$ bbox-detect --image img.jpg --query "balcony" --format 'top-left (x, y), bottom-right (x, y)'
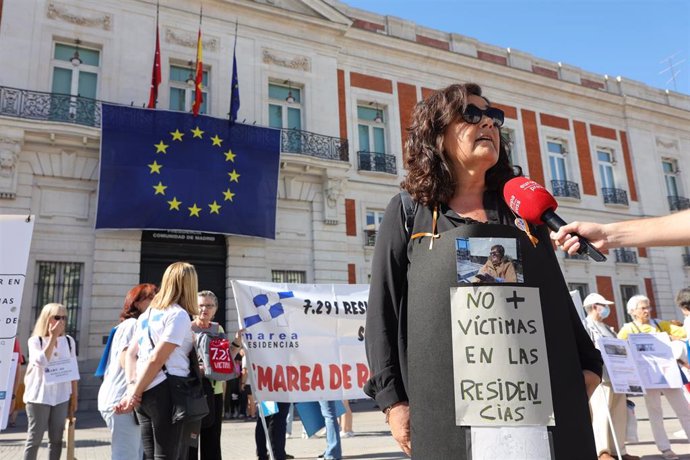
top-left (0, 85), bottom-right (349, 162)
top-left (0, 86), bottom-right (100, 127)
top-left (357, 151), bottom-right (397, 175)
top-left (364, 229), bottom-right (377, 247)
top-left (668, 195), bottom-right (690, 212)
top-left (551, 180), bottom-right (580, 199)
top-left (602, 188), bottom-right (629, 206)
top-left (281, 128), bottom-right (349, 162)
top-left (614, 248), bottom-right (638, 264)
top-left (683, 253), bottom-right (690, 267)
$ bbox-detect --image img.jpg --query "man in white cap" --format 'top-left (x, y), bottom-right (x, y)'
top-left (583, 293), bottom-right (639, 460)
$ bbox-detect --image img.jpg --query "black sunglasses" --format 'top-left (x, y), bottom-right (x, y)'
top-left (53, 315), bottom-right (67, 321)
top-left (462, 105), bottom-right (504, 127)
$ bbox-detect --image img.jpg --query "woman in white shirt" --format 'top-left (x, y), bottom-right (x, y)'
top-left (97, 283), bottom-right (157, 460)
top-left (115, 261), bottom-right (198, 459)
top-left (23, 303), bottom-right (78, 460)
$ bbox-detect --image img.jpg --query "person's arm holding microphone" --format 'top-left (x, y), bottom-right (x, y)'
top-left (551, 209), bottom-right (690, 253)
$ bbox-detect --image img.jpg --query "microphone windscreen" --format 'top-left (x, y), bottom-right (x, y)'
top-left (502, 177), bottom-right (558, 225)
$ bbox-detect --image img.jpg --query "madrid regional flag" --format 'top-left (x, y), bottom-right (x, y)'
top-left (96, 104), bottom-right (280, 238)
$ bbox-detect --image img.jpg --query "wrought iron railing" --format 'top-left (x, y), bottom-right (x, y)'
top-left (281, 128), bottom-right (349, 162)
top-left (668, 195), bottom-right (690, 212)
top-left (0, 86), bottom-right (349, 161)
top-left (614, 248), bottom-right (638, 264)
top-left (683, 253), bottom-right (690, 267)
top-left (0, 86), bottom-right (101, 127)
top-left (602, 187), bottom-right (629, 206)
top-left (551, 180), bottom-right (580, 199)
top-left (357, 151), bottom-right (397, 174)
top-left (365, 230), bottom-right (377, 247)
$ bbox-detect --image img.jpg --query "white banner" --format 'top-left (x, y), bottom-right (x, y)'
top-left (0, 215), bottom-right (35, 431)
top-left (231, 281), bottom-right (369, 402)
top-left (450, 285), bottom-right (554, 426)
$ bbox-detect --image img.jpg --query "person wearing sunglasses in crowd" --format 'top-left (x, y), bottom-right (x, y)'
top-left (97, 283), bottom-right (157, 460)
top-left (364, 83), bottom-right (602, 458)
top-left (475, 244), bottom-right (517, 283)
top-left (23, 303), bottom-right (79, 460)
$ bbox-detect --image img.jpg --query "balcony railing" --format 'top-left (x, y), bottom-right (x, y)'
top-left (551, 180), bottom-right (580, 199)
top-left (357, 151), bottom-right (397, 174)
top-left (0, 86), bottom-right (349, 162)
top-left (683, 253), bottom-right (690, 267)
top-left (668, 195), bottom-right (690, 212)
top-left (365, 229), bottom-right (377, 247)
top-left (281, 128), bottom-right (349, 162)
top-left (0, 86), bottom-right (101, 127)
top-left (602, 188), bottom-right (629, 206)
top-left (614, 248), bottom-right (638, 264)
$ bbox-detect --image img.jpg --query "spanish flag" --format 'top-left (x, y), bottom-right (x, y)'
top-left (192, 28), bottom-right (203, 116)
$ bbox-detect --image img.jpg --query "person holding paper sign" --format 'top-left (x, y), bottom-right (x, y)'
top-left (23, 303), bottom-right (79, 460)
top-left (582, 294), bottom-right (639, 460)
top-left (364, 83), bottom-right (602, 459)
top-left (618, 295), bottom-right (690, 460)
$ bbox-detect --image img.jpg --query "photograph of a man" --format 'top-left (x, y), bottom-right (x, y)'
top-left (476, 244), bottom-right (517, 283)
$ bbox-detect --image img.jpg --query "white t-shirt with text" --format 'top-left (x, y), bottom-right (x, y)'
top-left (97, 318), bottom-right (138, 412)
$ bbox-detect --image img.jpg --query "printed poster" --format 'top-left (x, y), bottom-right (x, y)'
top-left (597, 337), bottom-right (645, 395)
top-left (627, 333), bottom-right (682, 390)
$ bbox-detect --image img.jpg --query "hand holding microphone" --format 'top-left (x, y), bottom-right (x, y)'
top-left (502, 177), bottom-right (607, 262)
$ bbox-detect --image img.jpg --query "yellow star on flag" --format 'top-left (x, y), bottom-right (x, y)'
top-left (148, 160), bottom-right (162, 174)
top-left (224, 149), bottom-right (236, 162)
top-left (154, 140), bottom-right (169, 154)
top-left (170, 129), bottom-right (184, 141)
top-left (191, 126), bottom-right (204, 138)
top-left (222, 188), bottom-right (235, 201)
top-left (167, 197), bottom-right (182, 210)
top-left (228, 169), bottom-right (240, 182)
top-left (153, 182), bottom-right (167, 195)
top-left (211, 135), bottom-right (223, 146)
top-left (208, 201), bottom-right (221, 214)
top-left (188, 203), bottom-right (201, 217)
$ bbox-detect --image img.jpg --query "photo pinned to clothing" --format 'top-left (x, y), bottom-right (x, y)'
top-left (455, 237), bottom-right (523, 284)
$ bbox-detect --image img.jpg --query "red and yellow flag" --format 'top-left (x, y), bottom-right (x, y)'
top-left (192, 28), bottom-right (204, 116)
top-left (147, 16), bottom-right (161, 109)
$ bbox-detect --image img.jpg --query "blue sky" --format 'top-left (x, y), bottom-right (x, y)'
top-left (343, 1), bottom-right (690, 95)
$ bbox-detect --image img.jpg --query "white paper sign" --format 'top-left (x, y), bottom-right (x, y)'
top-left (627, 333), bottom-right (682, 389)
top-left (597, 337), bottom-right (645, 395)
top-left (0, 215), bottom-right (34, 432)
top-left (44, 357), bottom-right (80, 385)
top-left (0, 352), bottom-right (18, 430)
top-left (232, 281), bottom-right (369, 402)
top-left (471, 426), bottom-right (552, 460)
top-left (450, 285), bottom-right (554, 426)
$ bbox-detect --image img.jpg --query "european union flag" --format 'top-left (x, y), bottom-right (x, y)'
top-left (96, 104), bottom-right (280, 238)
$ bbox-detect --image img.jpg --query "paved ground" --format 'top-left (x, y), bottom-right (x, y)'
top-left (1, 396), bottom-right (689, 459)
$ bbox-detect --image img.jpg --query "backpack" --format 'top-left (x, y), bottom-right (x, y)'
top-left (195, 323), bottom-right (238, 381)
top-left (400, 190), bottom-right (417, 238)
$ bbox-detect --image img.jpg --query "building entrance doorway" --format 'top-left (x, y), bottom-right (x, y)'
top-left (140, 231), bottom-right (227, 328)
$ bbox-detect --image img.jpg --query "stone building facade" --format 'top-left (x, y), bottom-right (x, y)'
top-left (1, 0), bottom-right (689, 407)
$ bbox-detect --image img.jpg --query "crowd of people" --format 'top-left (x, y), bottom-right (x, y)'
top-left (17, 261), bottom-right (354, 460)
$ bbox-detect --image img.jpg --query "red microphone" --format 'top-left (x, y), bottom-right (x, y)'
top-left (503, 177), bottom-right (606, 262)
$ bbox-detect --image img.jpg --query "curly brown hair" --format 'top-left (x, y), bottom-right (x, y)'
top-left (401, 83), bottom-right (518, 208)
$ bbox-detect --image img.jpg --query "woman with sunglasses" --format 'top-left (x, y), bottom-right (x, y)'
top-left (364, 83), bottom-right (602, 458)
top-left (97, 283), bottom-right (157, 460)
top-left (23, 303), bottom-right (78, 460)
